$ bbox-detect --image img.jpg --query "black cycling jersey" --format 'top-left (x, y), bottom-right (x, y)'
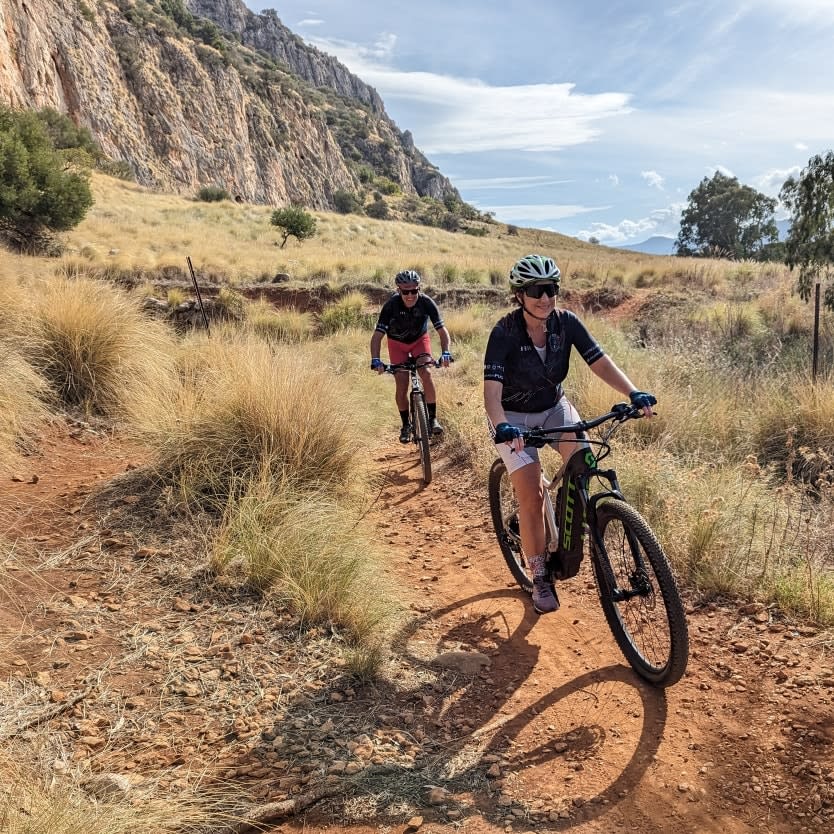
top-left (484, 308), bottom-right (604, 412)
top-left (374, 293), bottom-right (444, 344)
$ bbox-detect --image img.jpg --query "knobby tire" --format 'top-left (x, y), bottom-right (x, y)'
top-left (488, 459), bottom-right (533, 593)
top-left (592, 499), bottom-right (689, 686)
top-left (411, 391), bottom-right (432, 486)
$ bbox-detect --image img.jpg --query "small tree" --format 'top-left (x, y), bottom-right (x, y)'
top-left (675, 171), bottom-right (778, 260)
top-left (270, 206), bottom-right (317, 248)
top-left (0, 106), bottom-right (94, 253)
top-left (780, 151), bottom-right (834, 309)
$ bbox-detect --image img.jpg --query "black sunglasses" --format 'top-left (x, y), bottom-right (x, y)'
top-left (523, 283), bottom-right (559, 299)
top-left (399, 288), bottom-right (419, 296)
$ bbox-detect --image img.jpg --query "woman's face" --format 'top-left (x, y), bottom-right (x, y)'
top-left (517, 282), bottom-right (558, 317)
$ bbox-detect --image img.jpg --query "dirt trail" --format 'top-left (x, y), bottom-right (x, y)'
top-left (1, 424), bottom-right (832, 834)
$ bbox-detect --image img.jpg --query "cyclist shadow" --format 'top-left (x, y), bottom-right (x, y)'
top-left (394, 588), bottom-right (669, 823)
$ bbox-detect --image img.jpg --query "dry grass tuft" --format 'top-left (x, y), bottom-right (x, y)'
top-left (318, 291), bottom-right (376, 334)
top-left (133, 335), bottom-right (361, 504)
top-left (244, 298), bottom-right (314, 343)
top-left (0, 351), bottom-right (49, 474)
top-left (211, 477), bottom-right (394, 648)
top-left (21, 275), bottom-right (177, 418)
top-left (0, 752), bottom-right (237, 834)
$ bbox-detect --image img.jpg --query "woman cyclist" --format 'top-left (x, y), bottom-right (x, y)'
top-left (484, 254), bottom-right (656, 614)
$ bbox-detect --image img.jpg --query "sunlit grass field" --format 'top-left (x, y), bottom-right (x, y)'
top-left (11, 173), bottom-right (794, 297)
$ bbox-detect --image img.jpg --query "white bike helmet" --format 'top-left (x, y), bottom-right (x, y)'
top-left (508, 254), bottom-right (561, 289)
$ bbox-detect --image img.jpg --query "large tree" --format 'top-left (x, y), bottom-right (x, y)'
top-left (780, 151), bottom-right (834, 310)
top-left (675, 171), bottom-right (778, 260)
top-left (0, 107), bottom-right (94, 253)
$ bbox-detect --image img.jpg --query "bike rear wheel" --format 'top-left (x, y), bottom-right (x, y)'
top-left (411, 391), bottom-right (432, 485)
top-left (488, 459), bottom-right (533, 593)
top-left (592, 499), bottom-right (689, 686)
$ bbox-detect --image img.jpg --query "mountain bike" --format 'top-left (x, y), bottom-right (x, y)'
top-left (488, 403), bottom-right (689, 687)
top-left (385, 355), bottom-right (444, 486)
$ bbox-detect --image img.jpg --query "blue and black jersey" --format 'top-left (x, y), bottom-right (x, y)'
top-left (484, 308), bottom-right (604, 412)
top-left (374, 293), bottom-right (444, 343)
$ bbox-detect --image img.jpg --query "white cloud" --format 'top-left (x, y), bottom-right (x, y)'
top-left (579, 203), bottom-right (685, 244)
top-left (453, 176), bottom-right (572, 190)
top-left (753, 166), bottom-right (800, 196)
top-left (609, 174), bottom-right (619, 186)
top-left (481, 204), bottom-right (606, 224)
top-left (795, 142), bottom-right (809, 151)
top-left (641, 170), bottom-right (665, 189)
top-left (297, 18), bottom-right (324, 26)
top-left (303, 36), bottom-right (632, 153)
top-left (706, 164), bottom-right (735, 178)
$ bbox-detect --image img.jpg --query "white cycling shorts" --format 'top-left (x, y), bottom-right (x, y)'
top-left (489, 398), bottom-right (588, 475)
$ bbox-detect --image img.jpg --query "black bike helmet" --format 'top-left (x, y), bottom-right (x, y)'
top-left (395, 269), bottom-right (421, 286)
top-left (509, 254), bottom-right (561, 289)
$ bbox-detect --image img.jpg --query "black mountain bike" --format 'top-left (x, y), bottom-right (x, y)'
top-left (385, 355), bottom-right (443, 486)
top-left (488, 403), bottom-right (689, 687)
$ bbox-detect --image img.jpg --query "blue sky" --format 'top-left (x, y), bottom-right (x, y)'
top-left (247, 1), bottom-right (834, 244)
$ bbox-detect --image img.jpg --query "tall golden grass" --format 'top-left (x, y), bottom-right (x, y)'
top-left (130, 334), bottom-right (361, 504)
top-left (20, 274), bottom-right (177, 417)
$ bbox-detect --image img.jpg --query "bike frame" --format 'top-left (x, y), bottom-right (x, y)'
top-left (529, 407), bottom-right (653, 599)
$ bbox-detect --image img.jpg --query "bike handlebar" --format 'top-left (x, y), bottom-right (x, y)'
top-left (384, 357), bottom-right (451, 373)
top-left (521, 402), bottom-right (644, 448)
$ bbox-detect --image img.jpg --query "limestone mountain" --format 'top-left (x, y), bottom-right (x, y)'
top-left (0, 0), bottom-right (459, 209)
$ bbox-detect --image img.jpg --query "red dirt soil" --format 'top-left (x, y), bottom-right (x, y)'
top-left (1, 421), bottom-right (832, 834)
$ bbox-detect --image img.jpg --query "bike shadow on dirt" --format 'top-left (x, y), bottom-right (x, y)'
top-left (228, 587), bottom-right (669, 828)
top-left (384, 587), bottom-right (669, 824)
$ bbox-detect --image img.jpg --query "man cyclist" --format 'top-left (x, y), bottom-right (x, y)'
top-left (484, 254), bottom-right (656, 615)
top-left (371, 269), bottom-right (452, 443)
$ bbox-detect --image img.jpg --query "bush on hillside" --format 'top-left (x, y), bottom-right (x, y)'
top-left (332, 189), bottom-right (360, 214)
top-left (0, 106), bottom-right (94, 253)
top-left (196, 184), bottom-right (230, 202)
top-left (365, 197), bottom-right (389, 220)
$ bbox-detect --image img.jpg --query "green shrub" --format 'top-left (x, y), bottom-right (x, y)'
top-left (0, 106), bottom-right (94, 253)
top-left (196, 184), bottom-right (230, 202)
top-left (333, 189), bottom-right (360, 214)
top-left (365, 198), bottom-right (389, 220)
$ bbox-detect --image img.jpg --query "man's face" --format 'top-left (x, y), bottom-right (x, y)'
top-left (399, 283), bottom-right (420, 308)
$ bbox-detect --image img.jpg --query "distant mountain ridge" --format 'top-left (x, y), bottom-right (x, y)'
top-left (0, 0), bottom-right (458, 209)
top-left (617, 218), bottom-right (793, 256)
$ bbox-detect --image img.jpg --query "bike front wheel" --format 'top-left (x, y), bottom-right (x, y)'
top-left (592, 499), bottom-right (689, 686)
top-left (488, 459), bottom-right (533, 593)
top-left (411, 391), bottom-right (432, 485)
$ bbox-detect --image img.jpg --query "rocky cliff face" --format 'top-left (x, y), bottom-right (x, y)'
top-left (0, 0), bottom-right (457, 207)
top-left (187, 0), bottom-right (385, 113)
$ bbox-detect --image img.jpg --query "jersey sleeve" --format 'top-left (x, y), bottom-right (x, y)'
top-left (423, 296), bottom-right (444, 330)
top-left (374, 296), bottom-right (395, 334)
top-left (565, 312), bottom-right (605, 365)
top-left (483, 323), bottom-right (509, 383)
